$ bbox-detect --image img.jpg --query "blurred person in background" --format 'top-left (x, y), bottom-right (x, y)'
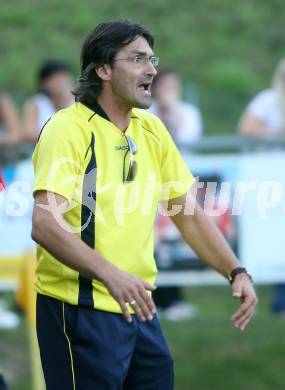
top-left (22, 60), bottom-right (74, 143)
top-left (239, 58), bottom-right (285, 315)
top-left (149, 69), bottom-right (203, 321)
top-left (0, 93), bottom-right (20, 147)
top-left (148, 69), bottom-right (203, 145)
top-left (13, 60), bottom-right (74, 313)
top-left (0, 165), bottom-right (5, 191)
top-left (0, 94), bottom-right (20, 330)
top-left (239, 58), bottom-right (285, 139)
top-left (0, 372), bottom-right (8, 390)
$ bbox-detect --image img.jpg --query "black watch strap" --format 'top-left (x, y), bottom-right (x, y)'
top-left (228, 267), bottom-right (253, 284)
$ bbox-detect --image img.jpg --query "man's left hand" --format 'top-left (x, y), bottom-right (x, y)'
top-left (230, 273), bottom-right (258, 331)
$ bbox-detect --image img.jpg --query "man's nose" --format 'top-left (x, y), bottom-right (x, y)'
top-left (145, 60), bottom-right (157, 77)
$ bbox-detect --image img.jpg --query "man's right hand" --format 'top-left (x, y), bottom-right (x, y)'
top-left (101, 265), bottom-right (157, 323)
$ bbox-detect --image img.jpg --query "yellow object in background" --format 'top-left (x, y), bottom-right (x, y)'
top-left (15, 252), bottom-right (36, 316)
top-left (17, 251), bottom-right (45, 390)
top-left (0, 257), bottom-right (22, 288)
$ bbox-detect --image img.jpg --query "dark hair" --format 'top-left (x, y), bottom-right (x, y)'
top-left (73, 19), bottom-right (154, 106)
top-left (38, 60), bottom-right (70, 87)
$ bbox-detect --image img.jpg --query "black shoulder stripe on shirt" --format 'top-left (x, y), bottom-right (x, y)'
top-left (84, 143), bottom-right (91, 160)
top-left (79, 132), bottom-right (96, 307)
top-left (141, 125), bottom-right (161, 142)
top-left (88, 112), bottom-right (96, 122)
top-left (36, 117), bottom-right (52, 143)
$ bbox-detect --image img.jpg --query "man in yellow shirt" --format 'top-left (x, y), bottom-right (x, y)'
top-left (32, 19), bottom-right (257, 390)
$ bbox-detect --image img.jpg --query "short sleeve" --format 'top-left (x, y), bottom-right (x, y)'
top-left (246, 90), bottom-right (272, 120)
top-left (32, 114), bottom-right (85, 203)
top-left (160, 125), bottom-right (196, 201)
top-left (179, 104), bottom-right (203, 144)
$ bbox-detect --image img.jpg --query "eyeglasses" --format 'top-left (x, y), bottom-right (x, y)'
top-left (114, 55), bottom-right (159, 67)
top-left (123, 135), bottom-right (137, 183)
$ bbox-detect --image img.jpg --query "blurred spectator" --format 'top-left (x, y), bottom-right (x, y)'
top-left (0, 93), bottom-right (20, 147)
top-left (22, 60), bottom-right (74, 142)
top-left (0, 95), bottom-right (20, 329)
top-left (0, 372), bottom-right (8, 390)
top-left (1, 91), bottom-right (20, 176)
top-left (14, 61), bottom-right (74, 313)
top-left (239, 58), bottom-right (285, 139)
top-left (149, 69), bottom-right (203, 321)
top-left (0, 172), bottom-right (19, 330)
top-left (0, 168), bottom-right (4, 191)
top-left (239, 58), bottom-right (285, 315)
top-left (148, 69), bottom-right (203, 145)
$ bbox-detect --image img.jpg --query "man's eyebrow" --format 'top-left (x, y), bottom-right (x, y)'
top-left (130, 50), bottom-right (154, 56)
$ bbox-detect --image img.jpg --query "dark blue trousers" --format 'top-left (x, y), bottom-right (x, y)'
top-left (271, 284), bottom-right (285, 314)
top-left (36, 294), bottom-right (174, 390)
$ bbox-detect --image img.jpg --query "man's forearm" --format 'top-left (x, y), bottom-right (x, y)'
top-left (32, 207), bottom-right (114, 283)
top-left (171, 204), bottom-right (240, 277)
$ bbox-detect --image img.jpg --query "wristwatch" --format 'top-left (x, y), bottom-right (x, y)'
top-left (227, 267), bottom-right (253, 284)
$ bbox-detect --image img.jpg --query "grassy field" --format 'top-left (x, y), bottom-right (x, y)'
top-left (0, 285), bottom-right (284, 390)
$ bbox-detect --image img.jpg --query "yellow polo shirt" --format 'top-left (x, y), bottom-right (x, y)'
top-left (32, 101), bottom-right (195, 312)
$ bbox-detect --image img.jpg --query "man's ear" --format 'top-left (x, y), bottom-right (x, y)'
top-left (96, 64), bottom-right (112, 81)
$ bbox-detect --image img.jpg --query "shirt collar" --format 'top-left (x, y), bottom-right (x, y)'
top-left (80, 99), bottom-right (140, 122)
top-left (82, 100), bottom-right (110, 122)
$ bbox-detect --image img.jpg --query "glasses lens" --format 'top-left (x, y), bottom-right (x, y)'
top-left (126, 160), bottom-right (137, 182)
top-left (123, 136), bottom-right (138, 183)
top-left (151, 57), bottom-right (159, 66)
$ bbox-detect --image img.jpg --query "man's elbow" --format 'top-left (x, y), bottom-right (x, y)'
top-left (31, 212), bottom-right (48, 245)
top-left (31, 221), bottom-right (41, 244)
top-left (239, 124), bottom-right (252, 137)
top-left (31, 226), bottom-right (40, 244)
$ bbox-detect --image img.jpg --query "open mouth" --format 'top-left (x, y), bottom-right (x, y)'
top-left (138, 82), bottom-right (152, 95)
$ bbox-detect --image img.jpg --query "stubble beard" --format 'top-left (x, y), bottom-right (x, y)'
top-left (133, 94), bottom-right (152, 109)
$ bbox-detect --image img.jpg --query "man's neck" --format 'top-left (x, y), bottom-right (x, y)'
top-left (97, 94), bottom-right (132, 132)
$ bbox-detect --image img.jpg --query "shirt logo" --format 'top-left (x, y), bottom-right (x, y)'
top-left (115, 145), bottom-right (129, 151)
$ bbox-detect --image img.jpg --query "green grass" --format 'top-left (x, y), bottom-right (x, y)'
top-left (1, 285), bottom-right (284, 389)
top-left (163, 285), bottom-right (285, 390)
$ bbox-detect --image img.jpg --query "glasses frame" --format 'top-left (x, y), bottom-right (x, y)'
top-left (113, 55), bottom-right (159, 67)
top-left (123, 135), bottom-right (138, 183)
